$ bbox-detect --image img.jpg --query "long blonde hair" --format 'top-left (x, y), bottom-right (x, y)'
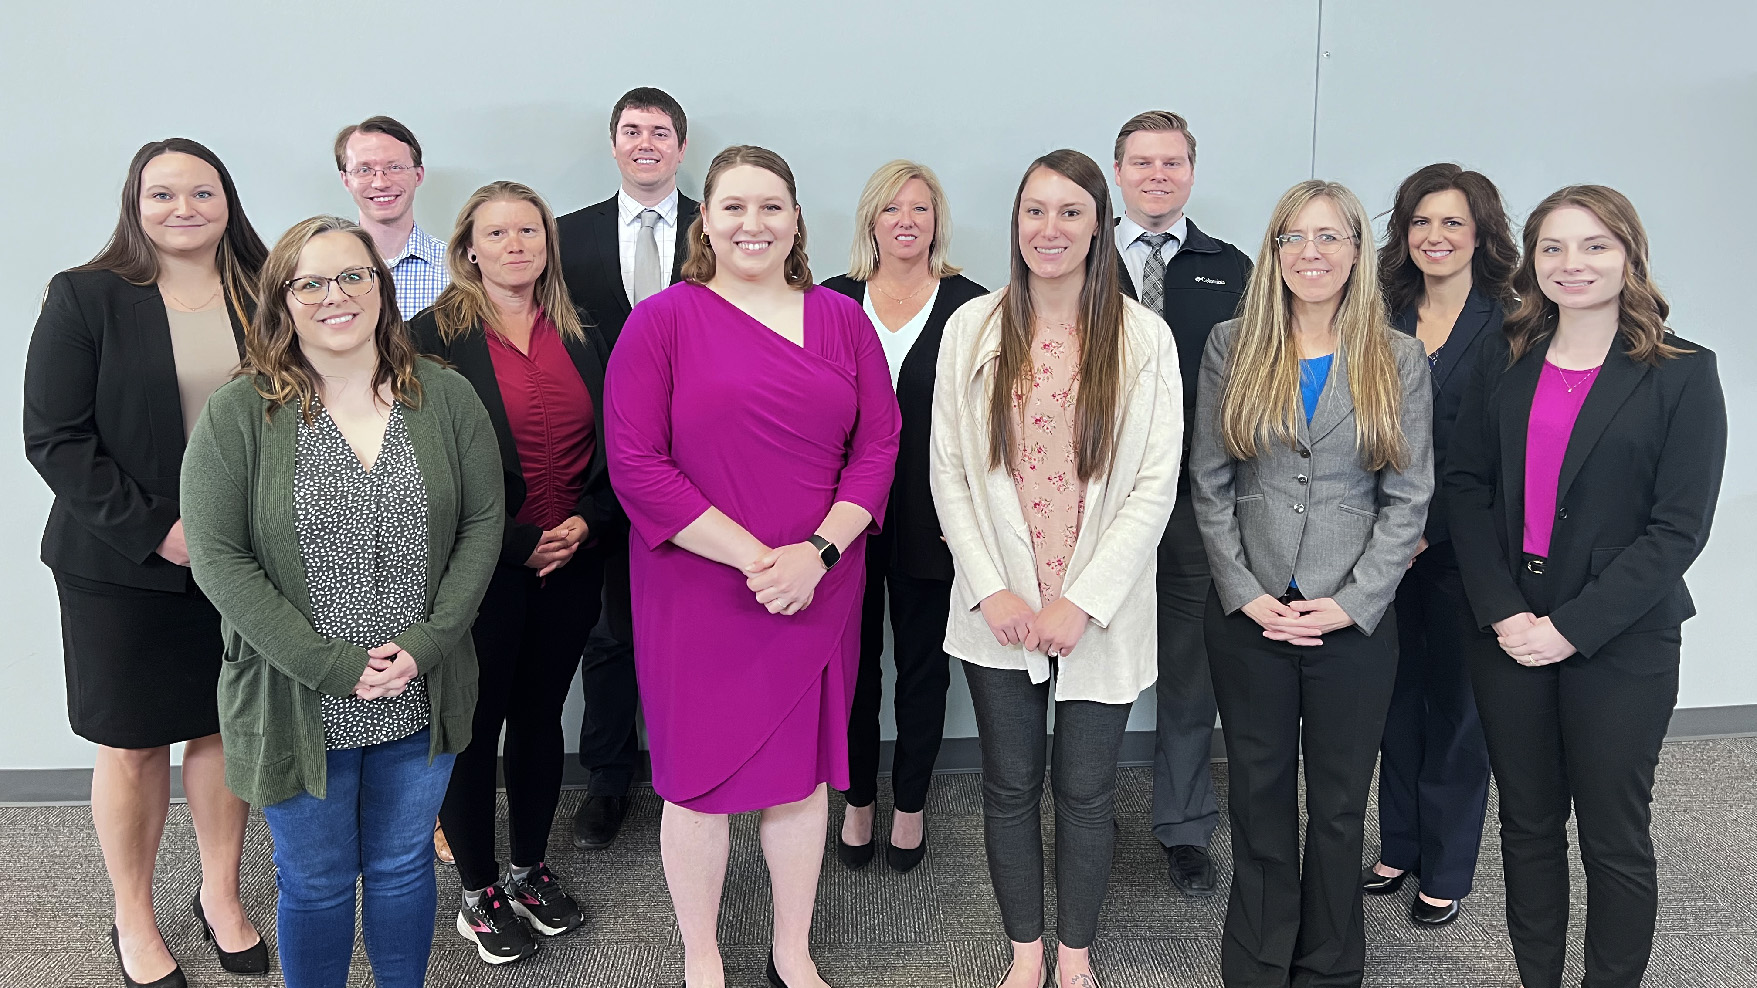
top-left (846, 159), bottom-right (961, 281)
top-left (1221, 180), bottom-right (1406, 471)
top-left (428, 181), bottom-right (585, 344)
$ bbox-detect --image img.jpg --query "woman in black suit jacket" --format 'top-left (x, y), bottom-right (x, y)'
top-left (24, 138), bottom-right (270, 987)
top-left (820, 160), bottom-right (985, 873)
top-left (1447, 185), bottom-right (1726, 988)
top-left (1363, 164), bottom-right (1518, 926)
top-left (410, 182), bottom-right (620, 967)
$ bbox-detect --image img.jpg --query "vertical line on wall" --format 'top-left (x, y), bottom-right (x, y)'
top-left (1310, 0), bottom-right (1324, 177)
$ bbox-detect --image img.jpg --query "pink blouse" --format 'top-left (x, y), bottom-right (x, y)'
top-left (1011, 320), bottom-right (1088, 603)
top-left (1523, 360), bottom-right (1600, 556)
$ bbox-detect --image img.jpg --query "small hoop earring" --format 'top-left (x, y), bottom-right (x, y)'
top-left (467, 251), bottom-right (477, 263)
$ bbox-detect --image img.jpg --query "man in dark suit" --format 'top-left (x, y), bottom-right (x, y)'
top-left (1111, 110), bottom-right (1253, 897)
top-left (556, 87), bottom-right (699, 849)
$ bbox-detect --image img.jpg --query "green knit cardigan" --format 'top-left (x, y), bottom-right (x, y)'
top-left (181, 357), bottom-right (504, 806)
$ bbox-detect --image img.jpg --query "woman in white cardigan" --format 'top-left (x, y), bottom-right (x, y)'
top-left (929, 149), bottom-right (1181, 988)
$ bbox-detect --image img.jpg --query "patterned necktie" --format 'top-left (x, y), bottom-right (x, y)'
top-left (1137, 231), bottom-right (1176, 311)
top-left (632, 209), bottom-right (662, 303)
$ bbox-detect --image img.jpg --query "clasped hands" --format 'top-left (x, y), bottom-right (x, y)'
top-left (1241, 594), bottom-right (1354, 646)
top-left (744, 542), bottom-right (828, 615)
top-left (525, 515), bottom-right (589, 577)
top-left (1492, 611), bottom-right (1576, 666)
top-left (979, 589), bottom-right (1089, 658)
top-left (354, 642), bottom-right (418, 700)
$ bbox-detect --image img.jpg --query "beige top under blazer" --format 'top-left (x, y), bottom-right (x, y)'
top-left (930, 290), bottom-right (1182, 703)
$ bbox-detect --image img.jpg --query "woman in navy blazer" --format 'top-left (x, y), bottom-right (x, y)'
top-left (1362, 164), bottom-right (1518, 926)
top-left (1447, 185), bottom-right (1725, 988)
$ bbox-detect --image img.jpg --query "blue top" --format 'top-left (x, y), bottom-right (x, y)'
top-left (1300, 354), bottom-right (1334, 423)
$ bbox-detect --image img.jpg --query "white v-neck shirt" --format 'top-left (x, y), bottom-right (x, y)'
top-left (863, 281), bottom-right (940, 389)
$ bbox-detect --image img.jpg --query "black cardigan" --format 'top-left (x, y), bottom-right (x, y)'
top-left (409, 306), bottom-right (624, 569)
top-left (24, 269), bottom-right (248, 590)
top-left (819, 273), bottom-right (988, 582)
top-left (1445, 330), bottom-right (1726, 661)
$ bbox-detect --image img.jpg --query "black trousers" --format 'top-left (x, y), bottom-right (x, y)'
top-left (1469, 566), bottom-right (1679, 988)
top-left (1207, 589), bottom-right (1399, 988)
top-left (440, 555), bottom-right (603, 891)
top-left (845, 531), bottom-right (954, 814)
top-left (1373, 541), bottom-right (1491, 899)
top-left (575, 530), bottom-right (640, 797)
top-left (1151, 494), bottom-right (1221, 848)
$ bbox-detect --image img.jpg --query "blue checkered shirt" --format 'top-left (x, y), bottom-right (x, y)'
top-left (387, 223), bottom-right (449, 318)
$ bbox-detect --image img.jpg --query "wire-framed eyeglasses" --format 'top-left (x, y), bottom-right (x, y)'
top-left (284, 267), bottom-right (377, 305)
top-left (1275, 232), bottom-right (1357, 255)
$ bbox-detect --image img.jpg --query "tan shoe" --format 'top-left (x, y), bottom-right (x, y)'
top-left (434, 819), bottom-right (455, 865)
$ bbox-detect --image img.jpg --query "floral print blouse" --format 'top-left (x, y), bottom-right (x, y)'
top-left (1010, 320), bottom-right (1087, 604)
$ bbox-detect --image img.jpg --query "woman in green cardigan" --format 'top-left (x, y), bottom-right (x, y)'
top-left (181, 215), bottom-right (503, 988)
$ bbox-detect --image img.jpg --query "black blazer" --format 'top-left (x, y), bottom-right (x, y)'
top-left (24, 269), bottom-right (248, 591)
top-left (1391, 287), bottom-right (1504, 544)
top-left (1445, 331), bottom-right (1725, 660)
top-left (556, 192), bottom-right (700, 350)
top-left (409, 306), bottom-right (623, 569)
top-left (819, 273), bottom-right (988, 583)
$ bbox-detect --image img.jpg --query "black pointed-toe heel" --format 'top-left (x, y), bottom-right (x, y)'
top-left (884, 833), bottom-right (928, 873)
top-left (835, 833), bottom-right (876, 870)
top-left (1410, 895), bottom-right (1461, 926)
top-left (1361, 866), bottom-right (1409, 895)
top-left (192, 892), bottom-right (271, 974)
top-left (766, 952), bottom-right (790, 987)
top-left (110, 926), bottom-right (187, 988)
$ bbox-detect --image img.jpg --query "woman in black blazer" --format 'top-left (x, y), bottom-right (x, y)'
top-left (410, 182), bottom-right (620, 967)
top-left (1447, 185), bottom-right (1726, 988)
top-left (1362, 164), bottom-right (1518, 926)
top-left (23, 138), bottom-right (270, 987)
top-left (820, 160), bottom-right (985, 872)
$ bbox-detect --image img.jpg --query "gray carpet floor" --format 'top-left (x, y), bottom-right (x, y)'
top-left (4, 737), bottom-right (1753, 987)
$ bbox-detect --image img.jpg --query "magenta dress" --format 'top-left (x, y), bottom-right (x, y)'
top-left (605, 283), bottom-right (900, 813)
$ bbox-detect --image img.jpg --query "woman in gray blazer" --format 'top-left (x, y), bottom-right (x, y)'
top-left (1189, 179), bottom-right (1432, 988)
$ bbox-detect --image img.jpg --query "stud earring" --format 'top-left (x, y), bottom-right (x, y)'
top-left (467, 251), bottom-right (477, 263)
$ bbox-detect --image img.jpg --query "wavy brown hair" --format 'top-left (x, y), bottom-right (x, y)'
top-left (681, 145), bottom-right (812, 289)
top-left (428, 181), bottom-right (585, 344)
top-left (1505, 185), bottom-right (1686, 366)
top-left (1378, 162), bottom-right (1518, 316)
top-left (985, 150), bottom-right (1126, 482)
top-left (1222, 180), bottom-right (1406, 471)
top-left (76, 137), bottom-right (268, 315)
top-left (244, 216), bottom-right (424, 422)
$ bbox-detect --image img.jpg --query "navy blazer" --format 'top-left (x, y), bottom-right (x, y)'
top-left (1391, 288), bottom-right (1504, 544)
top-left (24, 269), bottom-right (248, 590)
top-left (1446, 331), bottom-right (1726, 662)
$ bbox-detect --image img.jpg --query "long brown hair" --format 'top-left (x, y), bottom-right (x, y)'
top-left (1378, 162), bottom-right (1518, 315)
top-left (680, 145), bottom-right (813, 289)
top-left (1222, 180), bottom-right (1406, 471)
top-left (985, 150), bottom-right (1126, 482)
top-left (244, 216), bottom-right (424, 422)
top-left (1505, 185), bottom-right (1685, 366)
top-left (76, 138), bottom-right (268, 314)
top-left (428, 181), bottom-right (586, 344)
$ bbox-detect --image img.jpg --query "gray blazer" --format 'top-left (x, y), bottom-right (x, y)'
top-left (1189, 318), bottom-right (1433, 634)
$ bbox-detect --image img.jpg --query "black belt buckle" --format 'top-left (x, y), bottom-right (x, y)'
top-left (1525, 557), bottom-right (1546, 575)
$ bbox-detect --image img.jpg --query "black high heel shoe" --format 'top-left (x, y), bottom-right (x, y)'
top-left (884, 833), bottom-right (928, 873)
top-left (109, 926), bottom-right (187, 988)
top-left (192, 891), bottom-right (271, 974)
top-left (835, 832), bottom-right (875, 870)
top-left (766, 952), bottom-right (790, 987)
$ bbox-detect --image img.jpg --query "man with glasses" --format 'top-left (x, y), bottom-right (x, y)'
top-left (335, 115), bottom-right (448, 317)
top-left (1111, 110), bottom-right (1253, 900)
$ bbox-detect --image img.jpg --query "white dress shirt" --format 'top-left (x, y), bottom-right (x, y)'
top-left (1115, 213), bottom-right (1189, 298)
top-left (617, 187), bottom-right (680, 307)
top-left (863, 281), bottom-right (940, 389)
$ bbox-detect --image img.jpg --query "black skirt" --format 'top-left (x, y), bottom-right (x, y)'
top-left (53, 570), bottom-right (223, 749)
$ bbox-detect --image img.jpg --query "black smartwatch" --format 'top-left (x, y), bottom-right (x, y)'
top-left (807, 534), bottom-right (840, 571)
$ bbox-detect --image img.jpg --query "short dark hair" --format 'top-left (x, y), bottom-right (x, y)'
top-left (608, 87), bottom-right (687, 144)
top-left (333, 115), bottom-right (423, 170)
top-left (1113, 110), bottom-right (1196, 165)
top-left (1378, 162), bottom-right (1518, 316)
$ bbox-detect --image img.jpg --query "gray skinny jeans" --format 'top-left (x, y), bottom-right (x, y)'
top-left (963, 660), bottom-right (1134, 949)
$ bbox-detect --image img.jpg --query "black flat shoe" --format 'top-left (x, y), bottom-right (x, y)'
top-left (1167, 844), bottom-right (1217, 897)
top-left (110, 926), bottom-right (187, 988)
top-left (1411, 896), bottom-right (1461, 926)
top-left (193, 892), bottom-right (270, 974)
top-left (885, 834), bottom-right (928, 873)
top-left (835, 832), bottom-right (875, 870)
top-left (1361, 866), bottom-right (1409, 895)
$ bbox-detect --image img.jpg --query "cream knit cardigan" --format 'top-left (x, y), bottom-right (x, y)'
top-left (929, 290), bottom-right (1182, 703)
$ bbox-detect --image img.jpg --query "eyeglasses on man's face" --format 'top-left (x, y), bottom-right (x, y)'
top-left (284, 267), bottom-right (377, 305)
top-left (1275, 232), bottom-right (1356, 255)
top-left (345, 163), bottom-right (415, 180)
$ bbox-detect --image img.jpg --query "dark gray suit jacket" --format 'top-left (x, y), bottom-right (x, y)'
top-left (1189, 318), bottom-right (1434, 633)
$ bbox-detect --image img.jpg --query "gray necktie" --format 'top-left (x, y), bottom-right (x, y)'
top-left (632, 209), bottom-right (662, 303)
top-left (1137, 231), bottom-right (1176, 311)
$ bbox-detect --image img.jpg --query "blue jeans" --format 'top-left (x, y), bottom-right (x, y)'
top-left (260, 729), bottom-right (455, 988)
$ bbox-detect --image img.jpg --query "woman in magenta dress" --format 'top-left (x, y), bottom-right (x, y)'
top-left (605, 145), bottom-right (899, 988)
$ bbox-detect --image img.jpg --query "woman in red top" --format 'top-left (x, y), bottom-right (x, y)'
top-left (410, 181), bottom-right (621, 967)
